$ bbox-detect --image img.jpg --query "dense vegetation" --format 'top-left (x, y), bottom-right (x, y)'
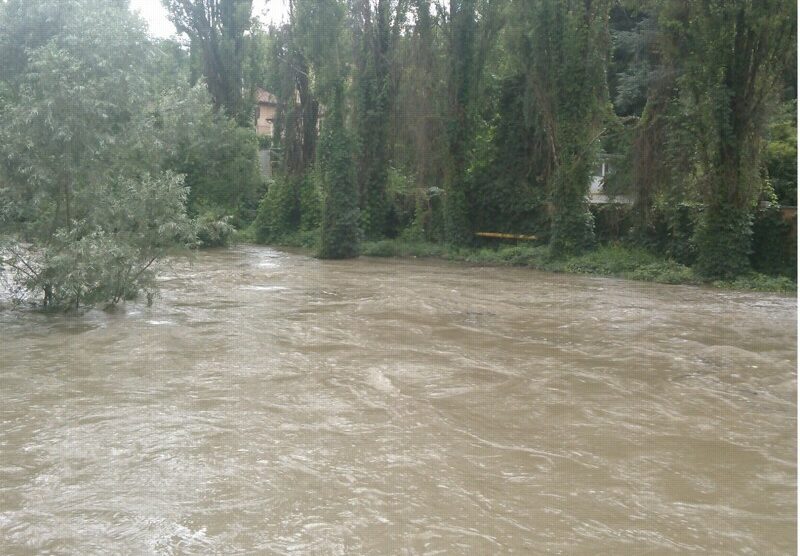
top-left (252, 0), bottom-right (796, 284)
top-left (0, 0), bottom-right (796, 310)
top-left (0, 0), bottom-right (261, 309)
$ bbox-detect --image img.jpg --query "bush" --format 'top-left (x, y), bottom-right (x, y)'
top-left (1, 172), bottom-right (195, 309)
top-left (713, 273), bottom-right (796, 293)
top-left (591, 204), bottom-right (634, 243)
top-left (361, 239), bottom-right (447, 258)
top-left (355, 238), bottom-right (793, 292)
top-left (562, 244), bottom-right (659, 275)
top-left (252, 173), bottom-right (320, 245)
top-left (194, 209), bottom-right (236, 248)
top-left (629, 261), bottom-right (697, 284)
top-left (646, 202), bottom-right (698, 265)
top-left (693, 204), bottom-right (753, 279)
top-left (158, 86), bottom-right (262, 227)
top-left (751, 207), bottom-right (796, 278)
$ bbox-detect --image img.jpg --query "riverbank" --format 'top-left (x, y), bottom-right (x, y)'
top-left (238, 232), bottom-right (796, 293)
top-left (362, 240), bottom-right (797, 293)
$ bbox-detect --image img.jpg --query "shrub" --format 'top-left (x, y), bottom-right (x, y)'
top-left (714, 273), bottom-right (796, 293)
top-left (751, 207), bottom-right (796, 278)
top-left (629, 261), bottom-right (697, 284)
top-left (693, 204), bottom-right (754, 279)
top-left (1, 172), bottom-right (195, 309)
top-left (562, 244), bottom-right (659, 275)
top-left (194, 210), bottom-right (236, 248)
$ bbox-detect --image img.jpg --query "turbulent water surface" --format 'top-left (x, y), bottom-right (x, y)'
top-left (0, 246), bottom-right (796, 554)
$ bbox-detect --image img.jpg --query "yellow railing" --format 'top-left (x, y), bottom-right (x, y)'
top-left (474, 232), bottom-right (537, 241)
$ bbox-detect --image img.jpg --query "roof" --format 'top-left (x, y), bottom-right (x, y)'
top-left (256, 88), bottom-right (278, 105)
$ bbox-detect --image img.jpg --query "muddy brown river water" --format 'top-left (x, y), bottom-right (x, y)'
top-left (0, 245), bottom-right (796, 554)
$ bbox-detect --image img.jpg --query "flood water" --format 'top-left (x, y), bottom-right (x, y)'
top-left (0, 245), bottom-right (796, 554)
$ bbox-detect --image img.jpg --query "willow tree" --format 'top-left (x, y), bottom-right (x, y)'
top-left (660, 0), bottom-right (796, 278)
top-left (0, 0), bottom-right (195, 308)
top-left (510, 0), bottom-right (611, 255)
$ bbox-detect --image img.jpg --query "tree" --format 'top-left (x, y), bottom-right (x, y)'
top-left (660, 0), bottom-right (796, 278)
top-left (292, 0), bottom-right (361, 258)
top-left (441, 0), bottom-right (478, 245)
top-left (318, 85), bottom-right (360, 259)
top-left (509, 0), bottom-right (612, 255)
top-left (0, 0), bottom-right (195, 309)
top-left (162, 0), bottom-right (254, 125)
top-left (440, 0), bottom-right (505, 245)
top-left (387, 0), bottom-right (448, 241)
top-left (156, 84), bottom-right (262, 227)
top-left (353, 0), bottom-right (393, 239)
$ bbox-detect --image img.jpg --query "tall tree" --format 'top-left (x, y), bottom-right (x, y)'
top-left (660, 0), bottom-right (796, 278)
top-left (441, 0), bottom-right (478, 245)
top-left (510, 0), bottom-right (612, 255)
top-left (163, 0), bottom-right (254, 125)
top-left (353, 0), bottom-right (393, 239)
top-left (441, 0), bottom-right (503, 244)
top-left (289, 0), bottom-right (361, 258)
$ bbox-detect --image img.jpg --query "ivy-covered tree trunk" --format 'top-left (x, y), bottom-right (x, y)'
top-left (442, 0), bottom-right (477, 246)
top-left (511, 0), bottom-right (611, 256)
top-left (319, 84), bottom-right (360, 259)
top-left (662, 1), bottom-right (796, 278)
top-left (354, 0), bottom-right (392, 239)
top-left (549, 155), bottom-right (596, 254)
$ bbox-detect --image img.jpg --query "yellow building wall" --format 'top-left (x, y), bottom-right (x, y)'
top-left (256, 103), bottom-right (277, 136)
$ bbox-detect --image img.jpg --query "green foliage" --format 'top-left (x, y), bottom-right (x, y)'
top-left (693, 205), bottom-right (754, 279)
top-left (549, 176), bottom-right (597, 255)
top-left (609, 8), bottom-right (655, 118)
top-left (509, 0), bottom-right (611, 255)
top-left (441, 0), bottom-right (493, 245)
top-left (194, 209), bottom-right (236, 248)
top-left (155, 85), bottom-right (262, 227)
top-left (561, 244), bottom-right (661, 275)
top-left (253, 173), bottom-right (320, 243)
top-left (163, 0), bottom-right (254, 124)
top-left (0, 0), bottom-right (198, 309)
top-left (1, 172), bottom-right (194, 309)
top-left (712, 273), bottom-right (796, 294)
top-left (646, 202), bottom-right (698, 265)
top-left (361, 239), bottom-right (447, 258)
top-left (358, 236), bottom-right (793, 291)
top-left (590, 204), bottom-right (634, 243)
top-left (466, 76), bottom-right (549, 238)
top-left (750, 207), bottom-right (796, 278)
top-left (444, 187), bottom-right (472, 246)
top-left (661, 0), bottom-right (796, 278)
top-left (628, 261), bottom-right (697, 285)
top-left (354, 0), bottom-right (393, 240)
top-left (318, 92), bottom-right (360, 260)
top-left (764, 100), bottom-right (797, 206)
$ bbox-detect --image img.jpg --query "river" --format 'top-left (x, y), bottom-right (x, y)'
top-left (0, 245), bottom-right (796, 554)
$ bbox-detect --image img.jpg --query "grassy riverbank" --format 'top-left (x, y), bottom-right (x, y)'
top-left (361, 240), bottom-right (796, 293)
top-left (238, 231), bottom-right (796, 293)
